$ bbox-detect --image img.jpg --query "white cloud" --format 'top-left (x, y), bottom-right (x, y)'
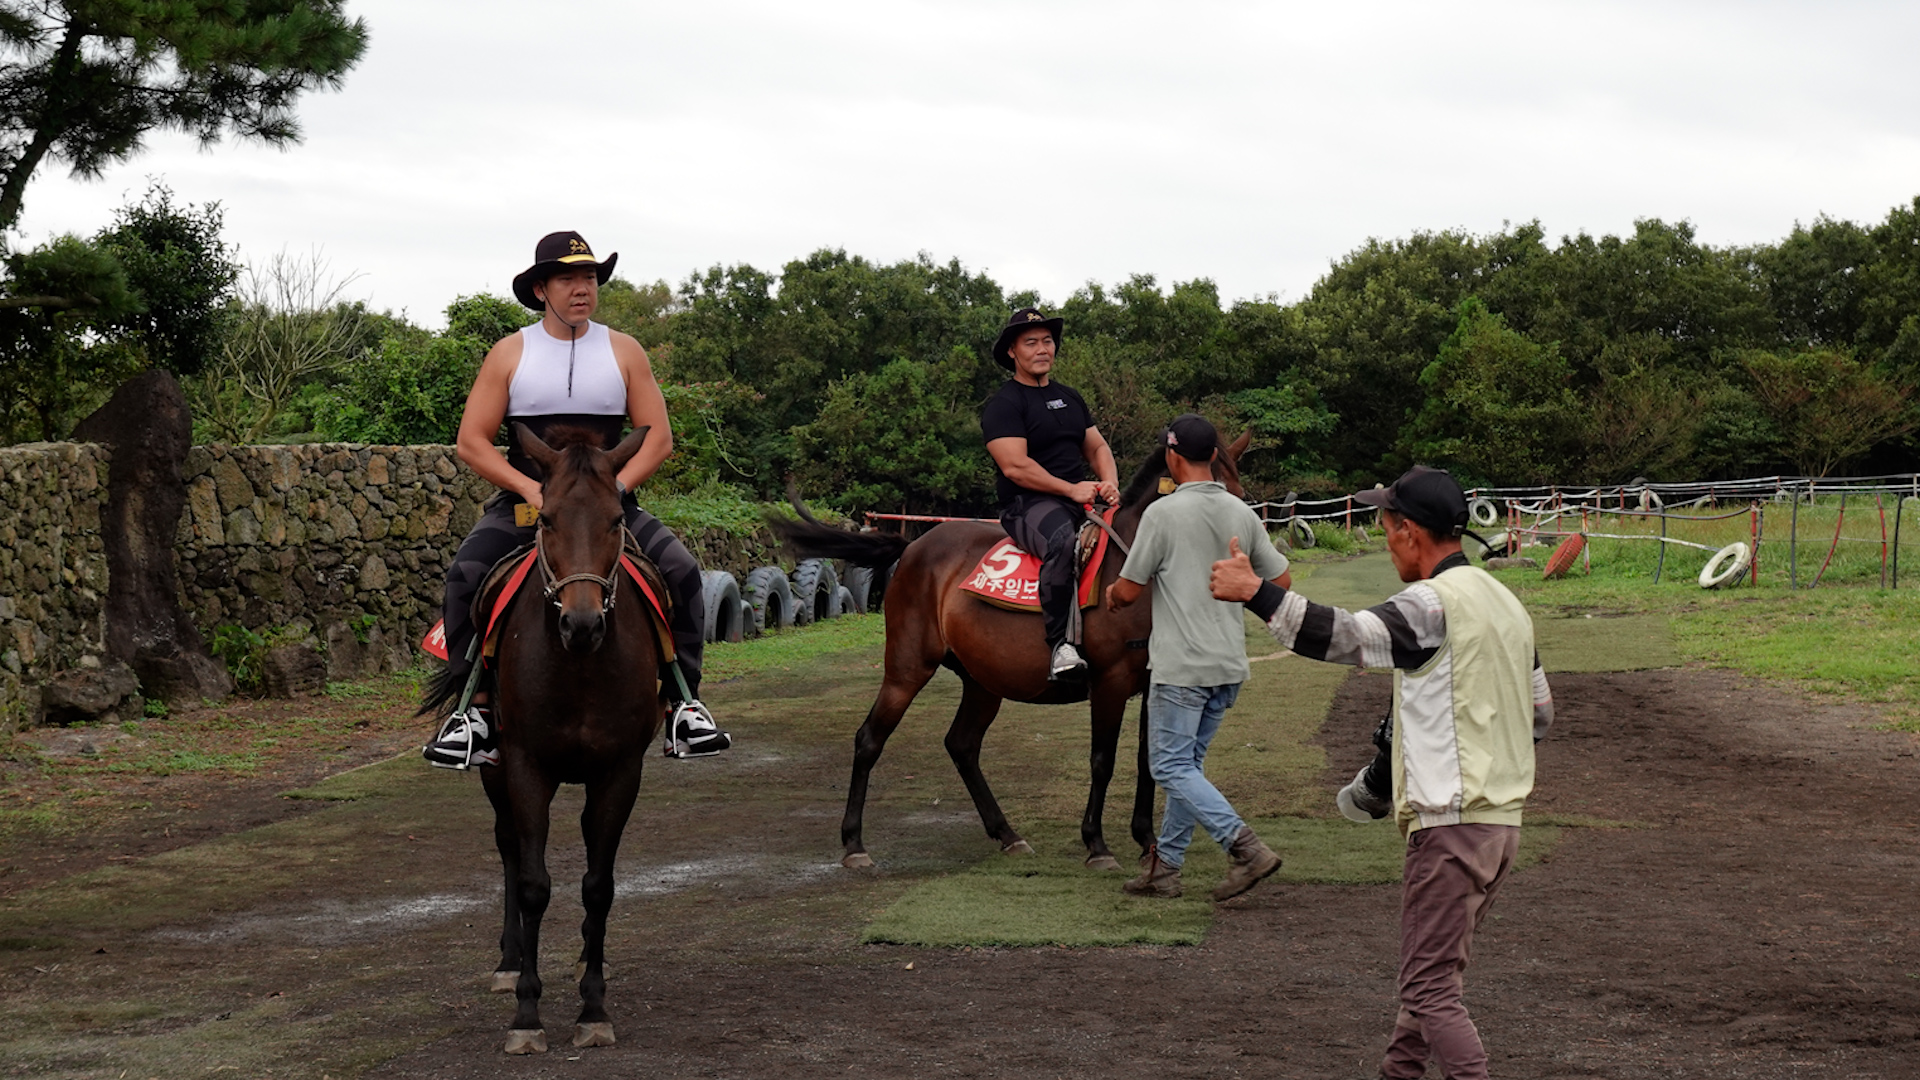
top-left (14, 0), bottom-right (1920, 326)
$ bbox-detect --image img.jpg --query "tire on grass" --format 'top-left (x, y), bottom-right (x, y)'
top-left (701, 570), bottom-right (743, 643)
top-left (844, 565), bottom-right (874, 614)
top-left (791, 558), bottom-right (840, 626)
top-left (1698, 542), bottom-right (1752, 589)
top-left (742, 566), bottom-right (794, 634)
top-left (1469, 497), bottom-right (1499, 528)
top-left (1541, 534), bottom-right (1586, 580)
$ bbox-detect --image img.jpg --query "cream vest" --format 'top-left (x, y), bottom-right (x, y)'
top-left (1391, 566), bottom-right (1537, 835)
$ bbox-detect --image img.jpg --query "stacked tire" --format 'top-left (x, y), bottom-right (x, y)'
top-left (743, 566), bottom-right (795, 636)
top-left (791, 558), bottom-right (840, 626)
top-left (700, 570), bottom-right (744, 644)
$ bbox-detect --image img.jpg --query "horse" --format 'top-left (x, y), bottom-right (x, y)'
top-left (439, 422), bottom-right (664, 1055)
top-left (773, 432), bottom-right (1250, 870)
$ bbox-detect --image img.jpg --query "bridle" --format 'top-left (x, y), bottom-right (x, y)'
top-left (534, 520), bottom-right (621, 614)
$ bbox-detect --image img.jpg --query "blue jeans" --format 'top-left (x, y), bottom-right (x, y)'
top-left (1147, 682), bottom-right (1245, 869)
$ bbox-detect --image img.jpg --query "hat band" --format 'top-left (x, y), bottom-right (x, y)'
top-left (556, 254), bottom-right (598, 264)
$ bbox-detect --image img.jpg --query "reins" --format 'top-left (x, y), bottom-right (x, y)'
top-left (534, 522), bottom-right (621, 613)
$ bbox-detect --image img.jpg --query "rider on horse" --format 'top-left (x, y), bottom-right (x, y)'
top-left (980, 307), bottom-right (1121, 681)
top-left (423, 231), bottom-right (730, 768)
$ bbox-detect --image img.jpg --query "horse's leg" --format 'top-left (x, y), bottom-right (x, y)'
top-left (1129, 690), bottom-right (1157, 857)
top-left (943, 676), bottom-right (1026, 853)
top-left (842, 660), bottom-right (938, 868)
top-left (503, 765), bottom-right (560, 1055)
top-left (571, 762), bottom-right (642, 1049)
top-left (481, 767), bottom-right (522, 993)
top-left (1080, 676), bottom-right (1133, 870)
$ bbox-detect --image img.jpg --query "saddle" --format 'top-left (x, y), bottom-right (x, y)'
top-left (960, 509), bottom-right (1114, 613)
top-left (419, 531), bottom-right (675, 670)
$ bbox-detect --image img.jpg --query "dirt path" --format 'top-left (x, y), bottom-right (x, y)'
top-left (2, 647), bottom-right (1917, 1076)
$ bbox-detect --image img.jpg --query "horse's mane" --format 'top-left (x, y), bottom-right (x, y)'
top-left (1119, 450), bottom-right (1170, 508)
top-left (542, 425), bottom-right (611, 452)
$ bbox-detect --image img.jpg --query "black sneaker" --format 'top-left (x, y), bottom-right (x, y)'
top-left (663, 700), bottom-right (731, 758)
top-left (423, 706), bottom-right (499, 769)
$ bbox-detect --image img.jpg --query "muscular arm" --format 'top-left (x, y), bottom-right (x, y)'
top-left (984, 427), bottom-right (1121, 506)
top-left (456, 335), bottom-right (542, 505)
top-left (1081, 426), bottom-right (1120, 501)
top-left (612, 330), bottom-right (673, 492)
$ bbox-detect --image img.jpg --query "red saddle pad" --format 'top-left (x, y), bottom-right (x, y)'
top-left (960, 511), bottom-right (1112, 612)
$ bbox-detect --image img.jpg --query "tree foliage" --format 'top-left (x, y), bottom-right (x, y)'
top-left (0, 0), bottom-right (368, 230)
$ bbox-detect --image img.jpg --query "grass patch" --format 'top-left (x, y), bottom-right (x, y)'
top-left (861, 816), bottom-right (1566, 947)
top-left (703, 611), bottom-right (887, 682)
top-left (281, 753), bottom-right (413, 801)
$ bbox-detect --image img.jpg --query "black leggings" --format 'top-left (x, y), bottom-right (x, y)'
top-left (1000, 493), bottom-right (1085, 649)
top-left (441, 491), bottom-right (707, 698)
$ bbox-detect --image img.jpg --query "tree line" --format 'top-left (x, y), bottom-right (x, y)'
top-left (5, 192), bottom-right (1918, 515)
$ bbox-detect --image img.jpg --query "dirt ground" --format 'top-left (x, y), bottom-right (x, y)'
top-left (4, 660), bottom-right (1916, 1079)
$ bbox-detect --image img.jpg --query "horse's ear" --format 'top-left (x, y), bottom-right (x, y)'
top-left (607, 425), bottom-right (651, 472)
top-left (1227, 429), bottom-right (1252, 462)
top-left (515, 423), bottom-right (557, 471)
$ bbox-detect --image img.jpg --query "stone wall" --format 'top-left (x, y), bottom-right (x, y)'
top-left (0, 443), bottom-right (112, 726)
top-left (176, 444), bottom-right (494, 682)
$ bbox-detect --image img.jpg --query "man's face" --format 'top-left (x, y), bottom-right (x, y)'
top-left (535, 266), bottom-right (600, 322)
top-left (1009, 329), bottom-right (1056, 380)
top-left (1382, 508), bottom-right (1422, 582)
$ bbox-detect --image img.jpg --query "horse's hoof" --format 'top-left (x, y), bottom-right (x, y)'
top-left (503, 1029), bottom-right (547, 1055)
top-left (489, 970), bottom-right (518, 994)
top-left (1085, 854), bottom-right (1122, 871)
top-left (572, 1022), bottom-right (616, 1048)
top-left (1003, 839), bottom-right (1034, 856)
top-left (842, 852), bottom-right (875, 869)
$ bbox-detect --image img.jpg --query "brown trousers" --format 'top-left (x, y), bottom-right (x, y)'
top-left (1382, 823), bottom-right (1520, 1080)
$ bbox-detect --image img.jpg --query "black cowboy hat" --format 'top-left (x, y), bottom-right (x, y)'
top-left (512, 231), bottom-right (619, 311)
top-left (991, 306), bottom-right (1065, 370)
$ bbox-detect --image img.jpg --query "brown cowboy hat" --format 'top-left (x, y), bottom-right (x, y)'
top-left (511, 231), bottom-right (619, 311)
top-left (991, 306), bottom-right (1065, 370)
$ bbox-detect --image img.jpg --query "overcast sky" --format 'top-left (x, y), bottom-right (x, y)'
top-left (14, 0), bottom-right (1920, 327)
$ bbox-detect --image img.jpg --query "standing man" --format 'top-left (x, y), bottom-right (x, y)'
top-left (1106, 415), bottom-right (1292, 900)
top-left (1210, 465), bottom-right (1553, 1080)
top-left (422, 231), bottom-right (730, 768)
top-left (980, 307), bottom-right (1120, 680)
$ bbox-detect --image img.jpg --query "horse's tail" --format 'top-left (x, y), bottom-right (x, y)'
top-left (417, 660), bottom-right (464, 718)
top-left (768, 485), bottom-right (913, 568)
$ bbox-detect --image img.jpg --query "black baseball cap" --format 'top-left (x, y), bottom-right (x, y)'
top-left (1163, 414), bottom-right (1219, 461)
top-left (1354, 465), bottom-right (1469, 537)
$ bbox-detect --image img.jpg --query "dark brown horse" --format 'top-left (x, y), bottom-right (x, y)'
top-left (775, 433), bottom-right (1249, 870)
top-left (478, 423), bottom-right (663, 1055)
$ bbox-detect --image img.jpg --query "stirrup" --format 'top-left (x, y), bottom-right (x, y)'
top-left (663, 700), bottom-right (732, 758)
top-left (423, 706), bottom-right (498, 770)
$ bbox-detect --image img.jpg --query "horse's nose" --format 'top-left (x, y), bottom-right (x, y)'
top-left (558, 607), bottom-right (606, 654)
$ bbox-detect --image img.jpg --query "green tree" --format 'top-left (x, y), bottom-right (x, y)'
top-left (791, 352), bottom-right (992, 513)
top-left (196, 252), bottom-right (365, 442)
top-left (0, 233), bottom-right (139, 440)
top-left (1403, 298), bottom-right (1580, 485)
top-left (94, 181), bottom-right (239, 374)
top-left (314, 295), bottom-right (529, 447)
top-left (0, 1), bottom-right (368, 232)
top-left (1739, 347), bottom-right (1916, 476)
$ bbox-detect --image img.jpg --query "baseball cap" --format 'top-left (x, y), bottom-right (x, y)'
top-left (1354, 465), bottom-right (1469, 537)
top-left (1162, 414), bottom-right (1219, 461)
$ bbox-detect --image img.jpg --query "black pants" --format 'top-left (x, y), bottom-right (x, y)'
top-left (1000, 493), bottom-right (1085, 650)
top-left (442, 491), bottom-right (706, 699)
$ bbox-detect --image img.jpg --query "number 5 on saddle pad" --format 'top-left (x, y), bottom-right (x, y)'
top-left (960, 508), bottom-right (1113, 612)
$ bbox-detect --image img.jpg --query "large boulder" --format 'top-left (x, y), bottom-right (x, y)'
top-left (40, 661), bottom-right (141, 725)
top-left (73, 371), bottom-right (233, 703)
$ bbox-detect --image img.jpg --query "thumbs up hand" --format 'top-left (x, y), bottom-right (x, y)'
top-left (1210, 535), bottom-right (1262, 602)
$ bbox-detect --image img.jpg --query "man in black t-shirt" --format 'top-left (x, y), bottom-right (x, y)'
top-left (980, 307), bottom-right (1120, 679)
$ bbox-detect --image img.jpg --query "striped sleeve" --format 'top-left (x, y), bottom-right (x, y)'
top-left (1249, 581), bottom-right (1448, 670)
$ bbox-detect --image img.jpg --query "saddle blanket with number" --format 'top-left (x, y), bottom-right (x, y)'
top-left (960, 510), bottom-right (1114, 612)
top-left (420, 534), bottom-right (674, 664)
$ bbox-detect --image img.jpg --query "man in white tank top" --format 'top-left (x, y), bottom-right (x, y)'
top-left (423, 232), bottom-right (731, 767)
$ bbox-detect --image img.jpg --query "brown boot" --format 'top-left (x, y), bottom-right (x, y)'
top-left (1122, 846), bottom-right (1183, 898)
top-left (1212, 825), bottom-right (1282, 901)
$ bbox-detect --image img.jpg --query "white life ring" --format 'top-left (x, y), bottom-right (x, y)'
top-left (1469, 497), bottom-right (1499, 527)
top-left (1698, 542), bottom-right (1752, 589)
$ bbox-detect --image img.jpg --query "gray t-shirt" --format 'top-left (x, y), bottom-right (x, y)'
top-left (1118, 480), bottom-right (1290, 688)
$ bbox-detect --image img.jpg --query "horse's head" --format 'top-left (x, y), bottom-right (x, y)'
top-left (514, 422), bottom-right (651, 655)
top-left (1117, 428), bottom-right (1252, 521)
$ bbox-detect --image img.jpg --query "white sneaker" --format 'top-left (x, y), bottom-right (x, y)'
top-left (663, 700), bottom-right (732, 758)
top-left (1049, 642), bottom-right (1088, 680)
top-left (423, 706), bottom-right (498, 770)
